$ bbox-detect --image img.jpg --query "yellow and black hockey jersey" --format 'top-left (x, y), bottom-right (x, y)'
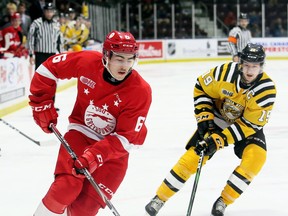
top-left (194, 62), bottom-right (276, 145)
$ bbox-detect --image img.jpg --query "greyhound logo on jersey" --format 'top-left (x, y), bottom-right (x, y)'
top-left (220, 98), bottom-right (244, 123)
top-left (84, 101), bottom-right (116, 135)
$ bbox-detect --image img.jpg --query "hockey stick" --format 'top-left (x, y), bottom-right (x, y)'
top-left (49, 123), bottom-right (121, 216)
top-left (0, 118), bottom-right (55, 146)
top-left (186, 150), bottom-right (205, 216)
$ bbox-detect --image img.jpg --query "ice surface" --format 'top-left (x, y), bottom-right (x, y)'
top-left (1, 60), bottom-right (287, 216)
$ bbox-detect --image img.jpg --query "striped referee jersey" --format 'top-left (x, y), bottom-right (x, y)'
top-left (227, 26), bottom-right (252, 57)
top-left (28, 17), bottom-right (64, 55)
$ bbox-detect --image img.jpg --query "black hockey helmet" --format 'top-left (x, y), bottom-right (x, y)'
top-left (238, 43), bottom-right (266, 65)
top-left (239, 12), bottom-right (249, 20)
top-left (43, 2), bottom-right (54, 10)
top-left (238, 43), bottom-right (266, 87)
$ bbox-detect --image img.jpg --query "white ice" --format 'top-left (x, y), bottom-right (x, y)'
top-left (1, 60), bottom-right (288, 216)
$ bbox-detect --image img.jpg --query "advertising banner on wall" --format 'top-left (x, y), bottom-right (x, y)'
top-left (217, 40), bottom-right (231, 56)
top-left (138, 41), bottom-right (164, 59)
top-left (252, 38), bottom-right (288, 57)
top-left (165, 39), bottom-right (218, 59)
top-left (0, 57), bottom-right (32, 104)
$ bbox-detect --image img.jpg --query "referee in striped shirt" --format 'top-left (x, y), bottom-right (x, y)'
top-left (227, 13), bottom-right (252, 62)
top-left (28, 2), bottom-right (64, 69)
top-left (28, 2), bottom-right (63, 109)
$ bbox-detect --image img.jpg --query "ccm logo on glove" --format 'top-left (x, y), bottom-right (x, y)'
top-left (29, 98), bottom-right (58, 133)
top-left (31, 102), bottom-right (53, 112)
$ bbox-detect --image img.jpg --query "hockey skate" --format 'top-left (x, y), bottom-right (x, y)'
top-left (211, 197), bottom-right (227, 216)
top-left (145, 195), bottom-right (165, 216)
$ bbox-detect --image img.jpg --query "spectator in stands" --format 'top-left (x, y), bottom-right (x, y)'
top-left (57, 0), bottom-right (71, 14)
top-left (59, 13), bottom-right (70, 41)
top-left (227, 12), bottom-right (252, 62)
top-left (270, 17), bottom-right (285, 37)
top-left (251, 23), bottom-right (261, 37)
top-left (18, 2), bottom-right (32, 38)
top-left (0, 13), bottom-right (28, 58)
top-left (0, 2), bottom-right (18, 29)
top-left (29, 0), bottom-right (45, 21)
top-left (64, 15), bottom-right (90, 51)
top-left (68, 7), bottom-right (77, 22)
top-left (224, 11), bottom-right (237, 32)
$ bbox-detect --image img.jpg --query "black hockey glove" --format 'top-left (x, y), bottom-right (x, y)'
top-left (195, 108), bottom-right (215, 139)
top-left (195, 132), bottom-right (227, 156)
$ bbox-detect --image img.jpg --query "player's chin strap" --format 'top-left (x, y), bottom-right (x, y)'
top-left (49, 123), bottom-right (121, 216)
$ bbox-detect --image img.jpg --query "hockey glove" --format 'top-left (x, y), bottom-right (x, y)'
top-left (29, 95), bottom-right (58, 133)
top-left (195, 132), bottom-right (227, 156)
top-left (195, 108), bottom-right (215, 139)
top-left (72, 148), bottom-right (104, 178)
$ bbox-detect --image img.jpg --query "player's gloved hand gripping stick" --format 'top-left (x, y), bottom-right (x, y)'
top-left (49, 123), bottom-right (121, 216)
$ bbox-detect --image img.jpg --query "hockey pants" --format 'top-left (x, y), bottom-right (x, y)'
top-left (34, 130), bottom-right (128, 216)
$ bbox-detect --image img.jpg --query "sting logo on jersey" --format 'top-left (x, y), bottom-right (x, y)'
top-left (220, 98), bottom-right (244, 123)
top-left (84, 102), bottom-right (116, 135)
top-left (80, 76), bottom-right (96, 89)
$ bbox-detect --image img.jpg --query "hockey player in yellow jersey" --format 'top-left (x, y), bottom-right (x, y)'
top-left (145, 43), bottom-right (276, 216)
top-left (64, 15), bottom-right (89, 51)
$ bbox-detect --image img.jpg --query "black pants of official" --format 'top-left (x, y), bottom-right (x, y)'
top-left (35, 52), bottom-right (57, 103)
top-left (35, 52), bottom-right (56, 69)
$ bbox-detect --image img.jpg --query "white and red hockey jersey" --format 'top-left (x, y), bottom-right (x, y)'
top-left (30, 50), bottom-right (152, 161)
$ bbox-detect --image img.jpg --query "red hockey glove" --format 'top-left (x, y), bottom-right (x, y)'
top-left (72, 148), bottom-right (104, 178)
top-left (195, 108), bottom-right (215, 139)
top-left (195, 132), bottom-right (227, 156)
top-left (29, 95), bottom-right (58, 133)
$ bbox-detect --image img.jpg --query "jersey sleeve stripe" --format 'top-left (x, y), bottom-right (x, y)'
top-left (214, 65), bottom-right (222, 81)
top-left (256, 94), bottom-right (276, 107)
top-left (194, 96), bottom-right (213, 106)
top-left (252, 80), bottom-right (275, 96)
top-left (195, 79), bottom-right (203, 91)
top-left (36, 64), bottom-right (58, 81)
top-left (223, 63), bottom-right (237, 83)
top-left (231, 67), bottom-right (239, 82)
top-left (228, 63), bottom-right (237, 82)
top-left (111, 132), bottom-right (141, 152)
